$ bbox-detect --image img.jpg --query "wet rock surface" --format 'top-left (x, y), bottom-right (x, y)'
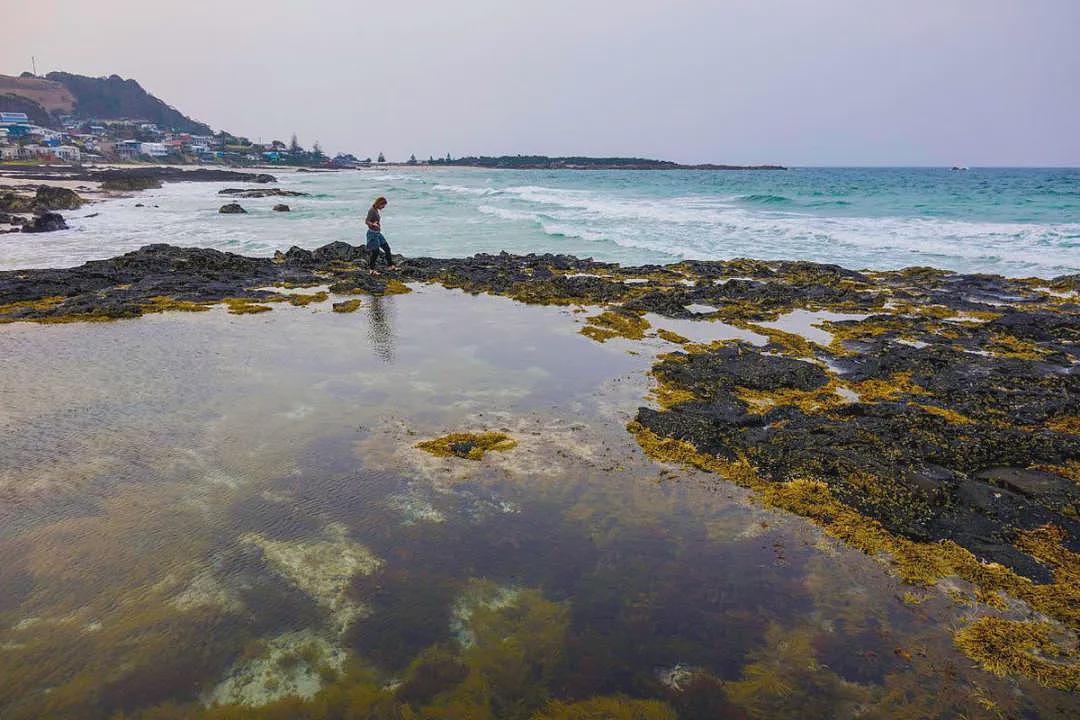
top-left (3, 166), bottom-right (277, 186)
top-left (1, 185), bottom-right (87, 214)
top-left (21, 212), bottom-right (68, 233)
top-left (218, 203), bottom-right (247, 214)
top-left (219, 188), bottom-right (309, 198)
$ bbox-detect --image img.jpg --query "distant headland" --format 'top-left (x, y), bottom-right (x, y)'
top-left (426, 155), bottom-right (786, 170)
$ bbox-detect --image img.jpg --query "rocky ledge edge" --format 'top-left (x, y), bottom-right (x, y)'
top-left (1, 242), bottom-right (1078, 690)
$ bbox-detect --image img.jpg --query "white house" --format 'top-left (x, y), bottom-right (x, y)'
top-left (19, 145), bottom-right (53, 159)
top-left (139, 142), bottom-right (169, 157)
top-left (0, 146), bottom-right (18, 160)
top-left (0, 111), bottom-right (29, 125)
top-left (52, 146), bottom-right (81, 162)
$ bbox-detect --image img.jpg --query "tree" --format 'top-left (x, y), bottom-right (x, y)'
top-left (377, 151), bottom-right (386, 163)
top-left (289, 133), bottom-right (301, 153)
top-left (446, 152), bottom-right (452, 162)
top-left (312, 140), bottom-right (324, 158)
top-left (428, 155), bottom-right (434, 163)
top-left (407, 153), bottom-right (417, 164)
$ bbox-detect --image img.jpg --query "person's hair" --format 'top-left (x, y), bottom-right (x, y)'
top-left (374, 196), bottom-right (387, 207)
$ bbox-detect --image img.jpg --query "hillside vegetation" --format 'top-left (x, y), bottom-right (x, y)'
top-left (0, 72), bottom-right (211, 133)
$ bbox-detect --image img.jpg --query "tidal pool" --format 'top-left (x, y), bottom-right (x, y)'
top-left (0, 287), bottom-right (1075, 719)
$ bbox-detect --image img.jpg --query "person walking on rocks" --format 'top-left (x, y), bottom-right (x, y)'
top-left (366, 196), bottom-right (397, 274)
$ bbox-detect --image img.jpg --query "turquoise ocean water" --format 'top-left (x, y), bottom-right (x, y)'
top-left (5, 166), bottom-right (1078, 277)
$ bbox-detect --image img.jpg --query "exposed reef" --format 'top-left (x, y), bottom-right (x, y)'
top-left (2, 242), bottom-right (1078, 689)
top-left (416, 432), bottom-right (519, 461)
top-left (219, 188), bottom-right (309, 199)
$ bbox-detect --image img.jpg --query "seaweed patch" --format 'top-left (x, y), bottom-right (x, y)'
top-left (416, 432), bottom-right (518, 461)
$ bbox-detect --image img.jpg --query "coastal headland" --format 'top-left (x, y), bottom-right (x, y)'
top-left (3, 220), bottom-right (1078, 697)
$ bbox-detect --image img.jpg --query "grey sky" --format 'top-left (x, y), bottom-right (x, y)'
top-left (4, 0), bottom-right (1078, 165)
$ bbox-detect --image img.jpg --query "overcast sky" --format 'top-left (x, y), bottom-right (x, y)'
top-left (4, 0), bottom-right (1078, 165)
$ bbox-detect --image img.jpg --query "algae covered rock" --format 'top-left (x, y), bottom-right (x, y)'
top-left (332, 298), bottom-right (362, 313)
top-left (0, 191), bottom-right (35, 213)
top-left (580, 309), bottom-right (650, 342)
top-left (219, 202), bottom-right (247, 214)
top-left (416, 432), bottom-right (517, 460)
top-left (272, 203), bottom-right (290, 212)
top-left (101, 175), bottom-right (163, 192)
top-left (33, 185), bottom-right (85, 210)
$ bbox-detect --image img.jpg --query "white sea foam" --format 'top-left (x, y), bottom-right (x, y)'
top-left (2, 168), bottom-right (1076, 277)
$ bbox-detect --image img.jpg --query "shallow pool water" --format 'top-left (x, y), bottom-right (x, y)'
top-left (0, 287), bottom-right (1074, 719)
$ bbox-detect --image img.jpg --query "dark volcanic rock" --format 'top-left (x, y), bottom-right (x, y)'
top-left (22, 212), bottom-right (68, 233)
top-left (282, 246), bottom-right (314, 264)
top-left (0, 244), bottom-right (311, 321)
top-left (250, 174), bottom-right (276, 184)
top-left (311, 241), bottom-right (364, 263)
top-left (219, 188), bottom-right (308, 198)
top-left (219, 203), bottom-right (247, 214)
top-left (272, 204), bottom-right (290, 212)
top-left (635, 339), bottom-right (1080, 581)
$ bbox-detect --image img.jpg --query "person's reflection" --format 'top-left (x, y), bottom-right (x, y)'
top-left (366, 295), bottom-right (395, 363)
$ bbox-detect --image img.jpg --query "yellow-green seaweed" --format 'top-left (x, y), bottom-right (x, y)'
top-left (416, 432), bottom-right (518, 461)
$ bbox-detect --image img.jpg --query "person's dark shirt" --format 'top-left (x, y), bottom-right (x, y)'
top-left (366, 206), bottom-right (380, 228)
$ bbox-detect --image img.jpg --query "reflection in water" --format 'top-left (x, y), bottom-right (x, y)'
top-left (366, 296), bottom-right (394, 363)
top-left (0, 288), bottom-right (1075, 719)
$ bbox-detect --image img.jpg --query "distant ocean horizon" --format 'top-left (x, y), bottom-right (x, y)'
top-left (4, 166), bottom-right (1078, 278)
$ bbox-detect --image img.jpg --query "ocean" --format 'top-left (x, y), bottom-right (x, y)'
top-left (4, 166), bottom-right (1078, 277)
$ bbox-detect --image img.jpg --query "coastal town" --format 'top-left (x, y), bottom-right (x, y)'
top-left (0, 109), bottom-right (371, 168)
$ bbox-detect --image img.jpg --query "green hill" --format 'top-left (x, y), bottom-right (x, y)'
top-left (44, 72), bottom-right (212, 133)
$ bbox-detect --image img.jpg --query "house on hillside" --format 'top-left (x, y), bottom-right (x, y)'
top-left (115, 139), bottom-right (141, 159)
top-left (0, 146), bottom-right (18, 160)
top-left (139, 142), bottom-right (168, 157)
top-left (0, 111), bottom-right (30, 125)
top-left (19, 145), bottom-right (52, 160)
top-left (52, 146), bottom-right (80, 162)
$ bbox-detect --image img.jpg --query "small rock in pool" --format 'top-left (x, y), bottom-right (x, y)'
top-left (332, 299), bottom-right (362, 313)
top-left (273, 204), bottom-right (290, 212)
top-left (219, 203), bottom-right (247, 214)
top-left (416, 432), bottom-right (518, 460)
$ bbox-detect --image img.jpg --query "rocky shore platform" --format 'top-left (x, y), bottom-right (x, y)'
top-left (1, 242), bottom-right (1078, 689)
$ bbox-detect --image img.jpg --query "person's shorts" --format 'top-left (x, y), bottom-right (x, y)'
top-left (366, 230), bottom-right (387, 250)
